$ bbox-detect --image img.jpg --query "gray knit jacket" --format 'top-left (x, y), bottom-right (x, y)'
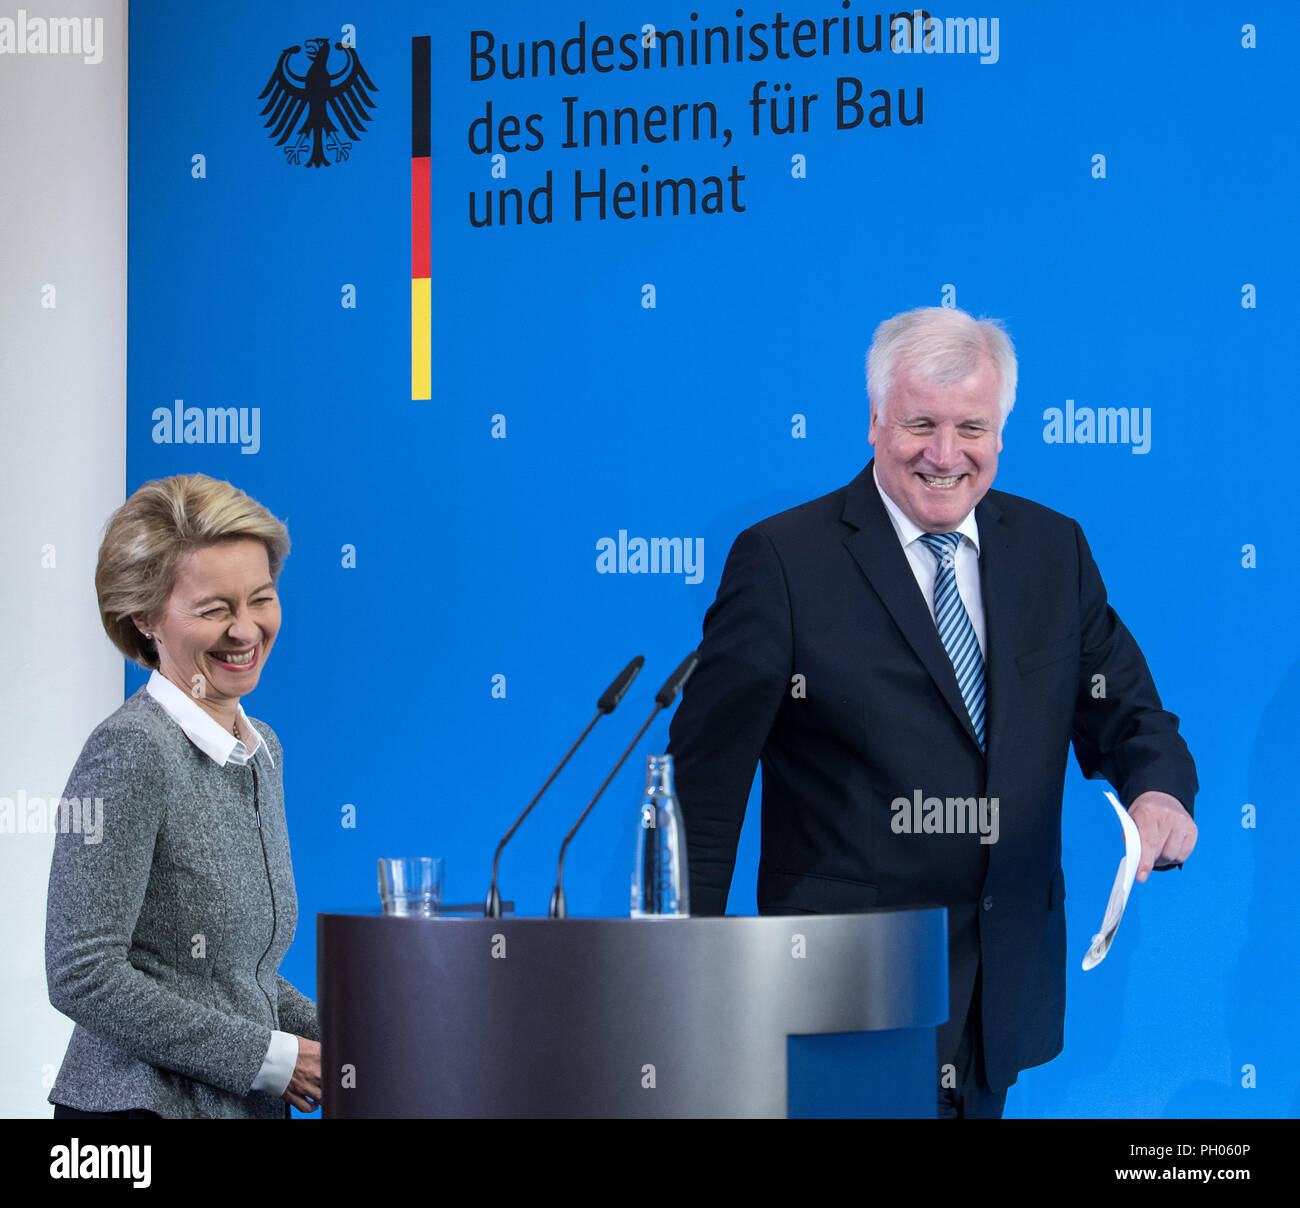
top-left (45, 687), bottom-right (320, 1118)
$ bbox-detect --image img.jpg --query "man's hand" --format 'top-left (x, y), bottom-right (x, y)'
top-left (282, 1036), bottom-right (322, 1113)
top-left (1127, 791), bottom-right (1197, 883)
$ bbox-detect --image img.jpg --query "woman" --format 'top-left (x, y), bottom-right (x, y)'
top-left (45, 474), bottom-right (321, 1119)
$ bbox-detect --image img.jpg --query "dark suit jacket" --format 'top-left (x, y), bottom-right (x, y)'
top-left (667, 461), bottom-right (1197, 1091)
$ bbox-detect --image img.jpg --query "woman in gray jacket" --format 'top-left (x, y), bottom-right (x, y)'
top-left (46, 474), bottom-right (321, 1119)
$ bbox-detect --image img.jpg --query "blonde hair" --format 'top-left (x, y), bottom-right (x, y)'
top-left (95, 474), bottom-right (290, 669)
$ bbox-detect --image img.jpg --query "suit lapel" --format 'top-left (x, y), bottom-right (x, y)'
top-left (975, 490), bottom-right (1018, 779)
top-left (841, 463), bottom-right (984, 754)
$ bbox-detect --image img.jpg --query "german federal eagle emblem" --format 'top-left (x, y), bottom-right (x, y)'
top-left (258, 39), bottom-right (378, 168)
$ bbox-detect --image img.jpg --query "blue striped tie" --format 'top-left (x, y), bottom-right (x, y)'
top-left (919, 532), bottom-right (986, 752)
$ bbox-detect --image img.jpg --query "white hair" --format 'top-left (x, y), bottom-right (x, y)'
top-left (866, 306), bottom-right (1017, 426)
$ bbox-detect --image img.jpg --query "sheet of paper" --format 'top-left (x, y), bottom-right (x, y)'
top-left (1081, 790), bottom-right (1143, 970)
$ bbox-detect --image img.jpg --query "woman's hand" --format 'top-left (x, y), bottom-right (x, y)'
top-left (282, 1037), bottom-right (322, 1113)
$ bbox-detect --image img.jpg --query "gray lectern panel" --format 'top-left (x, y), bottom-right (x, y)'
top-left (318, 911), bottom-right (946, 1118)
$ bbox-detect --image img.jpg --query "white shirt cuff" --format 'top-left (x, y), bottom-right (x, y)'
top-left (250, 1030), bottom-right (299, 1097)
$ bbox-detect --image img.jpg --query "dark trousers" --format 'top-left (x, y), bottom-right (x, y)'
top-left (53, 1104), bottom-right (161, 1120)
top-left (937, 969), bottom-right (1009, 1119)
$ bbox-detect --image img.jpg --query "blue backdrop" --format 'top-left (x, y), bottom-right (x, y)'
top-left (125, 0), bottom-right (1298, 1118)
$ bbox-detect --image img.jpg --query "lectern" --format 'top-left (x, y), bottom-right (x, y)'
top-left (318, 909), bottom-right (946, 1118)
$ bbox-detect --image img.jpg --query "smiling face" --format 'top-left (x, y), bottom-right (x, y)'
top-left (136, 539), bottom-right (280, 725)
top-left (868, 352), bottom-right (1004, 532)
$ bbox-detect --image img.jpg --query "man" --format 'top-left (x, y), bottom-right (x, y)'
top-left (667, 306), bottom-right (1198, 1118)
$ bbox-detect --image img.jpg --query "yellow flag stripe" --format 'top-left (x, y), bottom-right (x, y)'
top-left (411, 278), bottom-right (431, 401)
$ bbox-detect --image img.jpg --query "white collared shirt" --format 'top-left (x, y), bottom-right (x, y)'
top-left (872, 465), bottom-right (988, 658)
top-left (146, 670), bottom-right (274, 768)
top-left (144, 670), bottom-right (298, 1099)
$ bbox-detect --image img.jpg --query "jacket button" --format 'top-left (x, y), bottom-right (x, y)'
top-left (982, 895), bottom-right (994, 911)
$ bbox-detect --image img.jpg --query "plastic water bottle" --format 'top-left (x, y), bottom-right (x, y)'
top-left (631, 754), bottom-right (689, 918)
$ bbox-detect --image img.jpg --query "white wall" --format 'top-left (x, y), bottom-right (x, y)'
top-left (0, 0), bottom-right (127, 1116)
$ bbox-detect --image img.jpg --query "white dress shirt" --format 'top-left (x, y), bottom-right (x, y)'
top-left (872, 465), bottom-right (987, 658)
top-left (145, 671), bottom-right (300, 1098)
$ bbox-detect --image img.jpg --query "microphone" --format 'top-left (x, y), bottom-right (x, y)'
top-left (547, 650), bottom-right (700, 919)
top-left (484, 656), bottom-right (644, 917)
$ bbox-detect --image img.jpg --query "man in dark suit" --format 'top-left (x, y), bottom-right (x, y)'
top-left (667, 306), bottom-right (1198, 1118)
